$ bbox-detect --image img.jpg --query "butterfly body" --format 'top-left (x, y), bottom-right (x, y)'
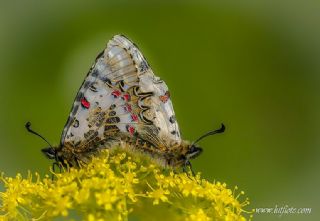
top-left (46, 126), bottom-right (196, 168)
top-left (40, 35), bottom-right (208, 169)
top-left (45, 140), bottom-right (194, 169)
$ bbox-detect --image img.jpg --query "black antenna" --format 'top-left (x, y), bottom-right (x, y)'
top-left (192, 123), bottom-right (225, 145)
top-left (25, 122), bottom-right (53, 148)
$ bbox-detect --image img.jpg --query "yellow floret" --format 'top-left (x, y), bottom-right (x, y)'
top-left (0, 147), bottom-right (252, 221)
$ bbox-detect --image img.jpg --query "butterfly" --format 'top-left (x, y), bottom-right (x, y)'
top-left (26, 35), bottom-right (225, 173)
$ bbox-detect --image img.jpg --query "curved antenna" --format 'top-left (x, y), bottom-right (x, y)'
top-left (192, 123), bottom-right (225, 145)
top-left (25, 122), bottom-right (53, 148)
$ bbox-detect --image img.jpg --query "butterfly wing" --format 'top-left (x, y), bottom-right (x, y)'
top-left (60, 35), bottom-right (181, 153)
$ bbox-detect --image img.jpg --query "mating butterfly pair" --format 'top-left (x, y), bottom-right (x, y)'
top-left (26, 35), bottom-right (224, 173)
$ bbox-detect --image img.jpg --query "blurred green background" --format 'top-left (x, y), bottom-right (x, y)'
top-left (0, 0), bottom-right (319, 220)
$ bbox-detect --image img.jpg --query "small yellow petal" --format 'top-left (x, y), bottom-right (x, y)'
top-left (0, 146), bottom-right (251, 220)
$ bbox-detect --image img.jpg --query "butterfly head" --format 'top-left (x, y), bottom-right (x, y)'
top-left (185, 144), bottom-right (203, 160)
top-left (41, 147), bottom-right (56, 160)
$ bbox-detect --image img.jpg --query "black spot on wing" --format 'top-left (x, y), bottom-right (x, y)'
top-left (84, 130), bottom-right (98, 139)
top-left (105, 125), bottom-right (119, 131)
top-left (104, 125), bottom-right (120, 135)
top-left (110, 104), bottom-right (116, 110)
top-left (139, 60), bottom-right (149, 73)
top-left (106, 117), bottom-right (120, 124)
top-left (91, 69), bottom-right (99, 77)
top-left (89, 84), bottom-right (98, 92)
top-left (99, 75), bottom-right (112, 87)
top-left (71, 105), bottom-right (79, 117)
top-left (73, 119), bottom-right (79, 128)
top-left (169, 115), bottom-right (176, 124)
top-left (82, 78), bottom-right (94, 91)
top-left (118, 80), bottom-right (125, 92)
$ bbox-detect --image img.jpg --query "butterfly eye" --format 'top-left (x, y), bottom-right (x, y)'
top-left (186, 145), bottom-right (203, 159)
top-left (41, 147), bottom-right (56, 160)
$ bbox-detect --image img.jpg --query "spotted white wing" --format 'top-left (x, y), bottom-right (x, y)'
top-left (61, 35), bottom-right (181, 152)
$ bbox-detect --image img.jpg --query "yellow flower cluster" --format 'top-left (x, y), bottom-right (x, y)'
top-left (0, 147), bottom-right (252, 221)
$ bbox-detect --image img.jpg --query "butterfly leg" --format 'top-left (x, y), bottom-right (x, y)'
top-left (73, 155), bottom-right (81, 168)
top-left (183, 160), bottom-right (195, 178)
top-left (51, 162), bottom-right (60, 180)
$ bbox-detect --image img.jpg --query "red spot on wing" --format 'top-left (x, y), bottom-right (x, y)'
top-left (122, 94), bottom-right (131, 102)
top-left (159, 91), bottom-right (170, 103)
top-left (124, 104), bottom-right (132, 112)
top-left (131, 114), bottom-right (138, 122)
top-left (112, 90), bottom-right (121, 98)
top-left (126, 125), bottom-right (135, 135)
top-left (81, 97), bottom-right (90, 109)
